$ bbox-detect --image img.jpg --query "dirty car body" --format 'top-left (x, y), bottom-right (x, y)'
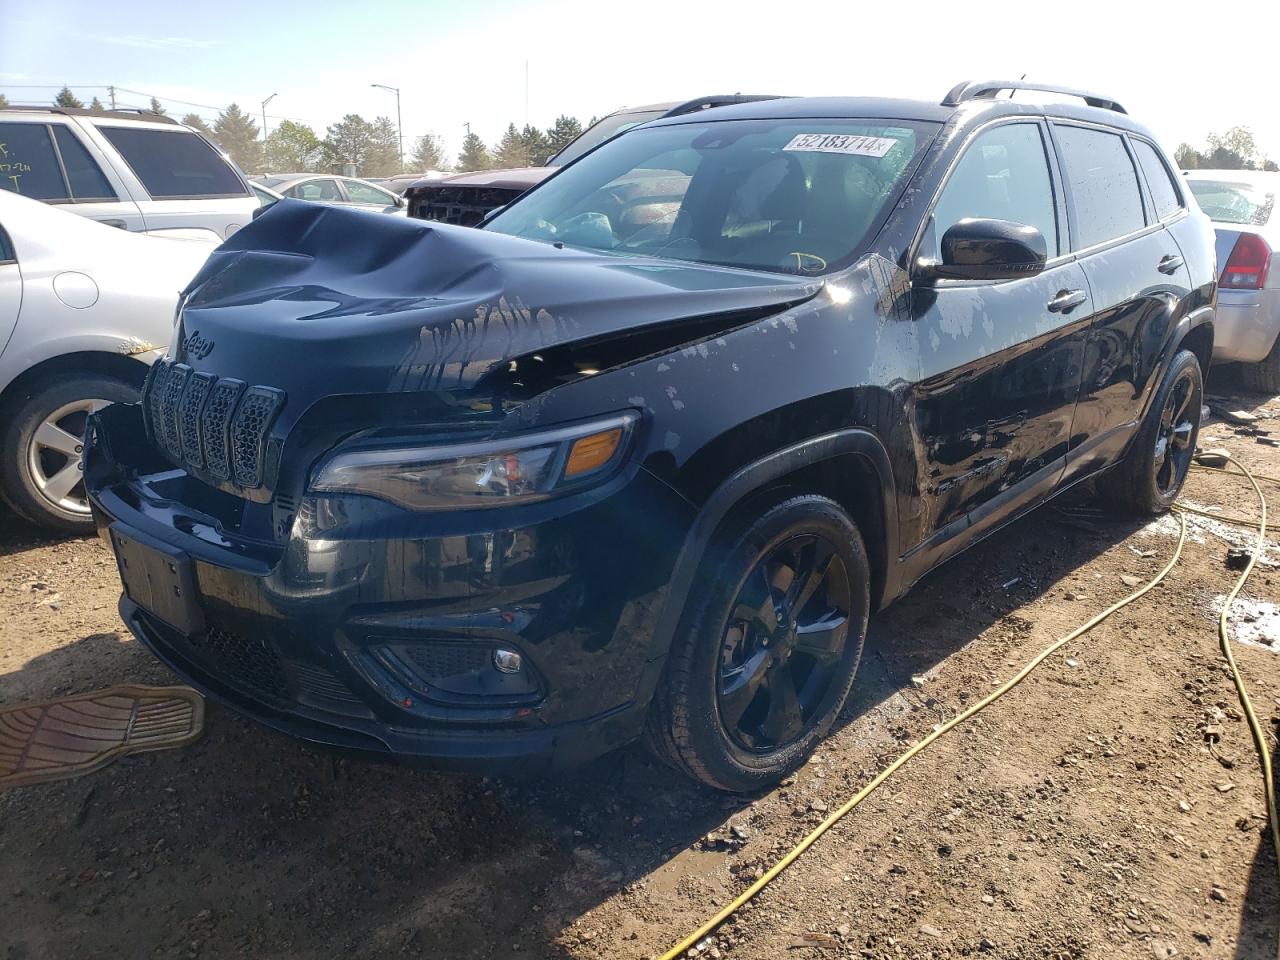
top-left (85, 84), bottom-right (1216, 783)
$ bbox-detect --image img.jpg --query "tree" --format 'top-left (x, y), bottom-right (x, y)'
top-left (264, 120), bottom-right (323, 173)
top-left (322, 114), bottom-right (377, 174)
top-left (88, 96), bottom-right (105, 112)
top-left (146, 96), bottom-right (167, 117)
top-left (54, 86), bottom-right (84, 108)
top-left (1174, 143), bottom-right (1201, 170)
top-left (181, 113), bottom-right (213, 136)
top-left (0, 94), bottom-right (8, 109)
top-left (456, 131), bottom-right (491, 172)
top-left (212, 103), bottom-right (261, 173)
top-left (364, 116), bottom-right (401, 177)
top-left (493, 123), bottom-right (527, 168)
top-left (409, 133), bottom-right (449, 172)
top-left (522, 124), bottom-right (552, 166)
top-left (545, 115), bottom-right (583, 157)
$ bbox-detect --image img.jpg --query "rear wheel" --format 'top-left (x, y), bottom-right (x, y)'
top-left (1240, 333), bottom-right (1280, 394)
top-left (0, 374), bottom-right (137, 534)
top-left (1101, 349), bottom-right (1202, 514)
top-left (646, 495), bottom-right (870, 792)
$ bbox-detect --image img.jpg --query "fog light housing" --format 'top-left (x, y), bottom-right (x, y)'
top-left (493, 648), bottom-right (523, 674)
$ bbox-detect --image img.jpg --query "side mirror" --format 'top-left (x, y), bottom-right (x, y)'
top-left (929, 218), bottom-right (1047, 281)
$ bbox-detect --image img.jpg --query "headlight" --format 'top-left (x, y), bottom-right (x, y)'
top-left (309, 412), bottom-right (638, 510)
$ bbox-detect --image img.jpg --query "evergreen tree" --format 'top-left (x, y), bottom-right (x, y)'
top-left (212, 103), bottom-right (262, 173)
top-left (323, 114), bottom-right (377, 173)
top-left (182, 113), bottom-right (213, 136)
top-left (365, 116), bottom-right (401, 176)
top-left (264, 120), bottom-right (324, 173)
top-left (521, 124), bottom-right (551, 166)
top-left (146, 96), bottom-right (167, 117)
top-left (0, 94), bottom-right (8, 109)
top-left (456, 131), bottom-right (491, 172)
top-left (54, 86), bottom-right (84, 108)
top-left (545, 115), bottom-right (583, 158)
top-left (409, 134), bottom-right (449, 172)
top-left (493, 123), bottom-right (527, 168)
top-left (88, 96), bottom-right (105, 112)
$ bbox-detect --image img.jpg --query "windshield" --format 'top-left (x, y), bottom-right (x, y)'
top-left (550, 109), bottom-right (668, 166)
top-left (1187, 179), bottom-right (1274, 226)
top-left (487, 118), bottom-right (935, 276)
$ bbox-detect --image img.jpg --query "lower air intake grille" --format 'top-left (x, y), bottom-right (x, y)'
top-left (142, 359), bottom-right (284, 489)
top-left (184, 624), bottom-right (290, 707)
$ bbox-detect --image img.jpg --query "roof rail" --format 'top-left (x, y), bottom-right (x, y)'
top-left (0, 104), bottom-right (181, 124)
top-left (663, 94), bottom-right (787, 118)
top-left (942, 80), bottom-right (1126, 115)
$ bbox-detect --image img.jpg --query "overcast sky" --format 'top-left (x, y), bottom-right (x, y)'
top-left (4, 0), bottom-right (1278, 166)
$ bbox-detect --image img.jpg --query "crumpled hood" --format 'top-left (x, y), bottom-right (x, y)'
top-left (175, 199), bottom-right (822, 410)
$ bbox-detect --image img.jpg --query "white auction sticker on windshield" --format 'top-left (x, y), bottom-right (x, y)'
top-left (782, 134), bottom-right (898, 158)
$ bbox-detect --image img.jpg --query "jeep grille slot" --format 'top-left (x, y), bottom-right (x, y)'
top-left (142, 358), bottom-right (285, 490)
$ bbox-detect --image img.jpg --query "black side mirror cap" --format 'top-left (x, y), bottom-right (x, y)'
top-left (927, 218), bottom-right (1048, 282)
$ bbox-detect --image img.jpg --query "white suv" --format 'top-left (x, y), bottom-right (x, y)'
top-left (0, 107), bottom-right (257, 238)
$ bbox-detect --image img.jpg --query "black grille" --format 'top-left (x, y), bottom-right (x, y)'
top-left (391, 642), bottom-right (491, 682)
top-left (185, 623), bottom-right (290, 706)
top-left (142, 359), bottom-right (283, 489)
top-left (291, 661), bottom-right (372, 717)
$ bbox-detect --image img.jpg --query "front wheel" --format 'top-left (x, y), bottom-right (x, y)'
top-left (1101, 349), bottom-right (1203, 515)
top-left (0, 374), bottom-right (138, 534)
top-left (645, 495), bottom-right (870, 792)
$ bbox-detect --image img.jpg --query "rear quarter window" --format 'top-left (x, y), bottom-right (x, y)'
top-left (1131, 140), bottom-right (1182, 221)
top-left (98, 126), bottom-right (247, 199)
top-left (1053, 125), bottom-right (1146, 249)
top-left (0, 122), bottom-right (69, 200)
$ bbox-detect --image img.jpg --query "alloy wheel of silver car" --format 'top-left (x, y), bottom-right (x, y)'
top-left (27, 398), bottom-right (107, 515)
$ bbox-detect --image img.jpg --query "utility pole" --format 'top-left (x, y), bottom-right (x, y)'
top-left (260, 93), bottom-right (277, 143)
top-left (108, 85), bottom-right (116, 110)
top-left (371, 83), bottom-right (403, 173)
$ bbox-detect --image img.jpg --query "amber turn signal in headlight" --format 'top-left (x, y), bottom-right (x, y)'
top-left (565, 427), bottom-right (623, 477)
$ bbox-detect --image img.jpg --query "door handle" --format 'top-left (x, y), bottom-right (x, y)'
top-left (1047, 289), bottom-right (1087, 314)
top-left (1157, 254), bottom-right (1184, 274)
top-left (95, 218), bottom-right (128, 230)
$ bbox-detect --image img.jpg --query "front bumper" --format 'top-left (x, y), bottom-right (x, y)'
top-left (1211, 288), bottom-right (1280, 364)
top-left (87, 403), bottom-right (694, 771)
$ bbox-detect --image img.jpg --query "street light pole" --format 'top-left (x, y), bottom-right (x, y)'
top-left (371, 83), bottom-right (403, 173)
top-left (260, 93), bottom-right (277, 142)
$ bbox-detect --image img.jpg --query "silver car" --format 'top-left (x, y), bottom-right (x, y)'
top-left (253, 174), bottom-right (406, 215)
top-left (1184, 170), bottom-right (1279, 390)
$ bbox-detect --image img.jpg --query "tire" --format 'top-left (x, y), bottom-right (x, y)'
top-left (1241, 333), bottom-right (1280, 394)
top-left (1100, 349), bottom-right (1203, 515)
top-left (0, 374), bottom-right (138, 534)
top-left (645, 495), bottom-right (871, 792)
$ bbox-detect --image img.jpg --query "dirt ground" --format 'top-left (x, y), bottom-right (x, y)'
top-left (2, 375), bottom-right (1279, 960)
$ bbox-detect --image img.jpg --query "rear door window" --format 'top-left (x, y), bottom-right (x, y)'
top-left (98, 126), bottom-right (248, 199)
top-left (931, 122), bottom-right (1060, 259)
top-left (0, 122), bottom-right (70, 200)
top-left (1053, 125), bottom-right (1146, 249)
top-left (289, 179), bottom-right (342, 201)
top-left (1131, 140), bottom-right (1182, 221)
top-left (51, 126), bottom-right (117, 200)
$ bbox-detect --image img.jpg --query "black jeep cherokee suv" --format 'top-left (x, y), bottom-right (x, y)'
top-left (85, 81), bottom-right (1216, 791)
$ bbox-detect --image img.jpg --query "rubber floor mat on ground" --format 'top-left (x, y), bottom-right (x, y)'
top-left (0, 685), bottom-right (205, 789)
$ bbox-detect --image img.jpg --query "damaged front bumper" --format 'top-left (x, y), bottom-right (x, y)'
top-left (85, 402), bottom-right (693, 771)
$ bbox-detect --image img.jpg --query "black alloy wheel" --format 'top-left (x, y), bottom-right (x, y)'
top-left (717, 535), bottom-right (852, 752)
top-left (1153, 365), bottom-right (1198, 498)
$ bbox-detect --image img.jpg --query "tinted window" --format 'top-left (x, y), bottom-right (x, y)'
top-left (932, 122), bottom-right (1058, 259)
top-left (1132, 140), bottom-right (1181, 220)
top-left (0, 224), bottom-right (14, 262)
top-left (1054, 125), bottom-right (1145, 249)
top-left (289, 179), bottom-right (342, 201)
top-left (488, 118), bottom-right (935, 276)
top-left (342, 179), bottom-right (395, 205)
top-left (0, 123), bottom-right (69, 200)
top-left (51, 126), bottom-right (117, 200)
top-left (99, 127), bottom-right (247, 199)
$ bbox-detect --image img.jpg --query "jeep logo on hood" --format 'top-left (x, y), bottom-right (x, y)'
top-left (182, 330), bottom-right (214, 359)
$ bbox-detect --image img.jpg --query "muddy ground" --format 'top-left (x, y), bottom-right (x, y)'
top-left (2, 377), bottom-right (1279, 960)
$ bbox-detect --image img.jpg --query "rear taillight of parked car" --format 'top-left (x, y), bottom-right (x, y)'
top-left (1220, 233), bottom-right (1272, 290)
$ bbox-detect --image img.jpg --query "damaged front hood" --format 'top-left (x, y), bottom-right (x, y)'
top-left (176, 199), bottom-right (821, 412)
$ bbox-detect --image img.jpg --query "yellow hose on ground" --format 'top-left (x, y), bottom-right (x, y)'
top-left (659, 514), bottom-right (1189, 959)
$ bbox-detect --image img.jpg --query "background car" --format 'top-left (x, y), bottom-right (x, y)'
top-left (0, 107), bottom-right (258, 238)
top-left (403, 95), bottom-right (783, 225)
top-left (1183, 170), bottom-right (1278, 390)
top-left (0, 191), bottom-right (216, 532)
top-left (253, 174), bottom-right (406, 214)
